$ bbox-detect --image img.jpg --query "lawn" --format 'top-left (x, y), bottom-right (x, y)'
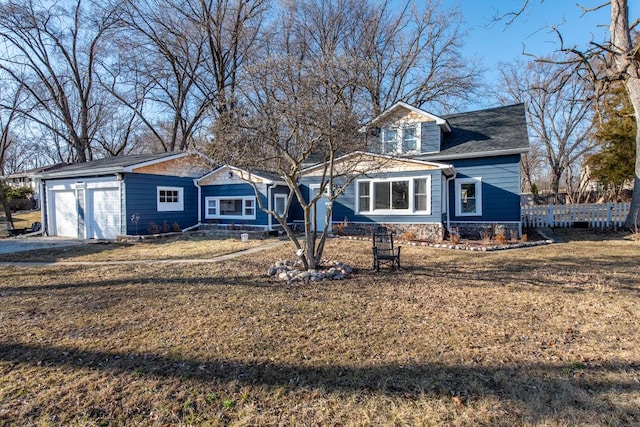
top-left (0, 230), bottom-right (638, 426)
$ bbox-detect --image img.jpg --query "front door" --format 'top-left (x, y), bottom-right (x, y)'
top-left (310, 184), bottom-right (331, 232)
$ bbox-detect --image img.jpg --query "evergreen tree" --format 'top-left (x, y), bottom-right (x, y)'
top-left (587, 83), bottom-right (636, 197)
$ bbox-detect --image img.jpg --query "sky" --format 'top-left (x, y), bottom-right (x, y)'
top-left (456, 0), bottom-right (639, 110)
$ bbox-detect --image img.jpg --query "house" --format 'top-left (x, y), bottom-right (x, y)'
top-left (37, 152), bottom-right (213, 239)
top-left (299, 102), bottom-right (529, 240)
top-left (195, 165), bottom-right (293, 231)
top-left (2, 163), bottom-right (67, 209)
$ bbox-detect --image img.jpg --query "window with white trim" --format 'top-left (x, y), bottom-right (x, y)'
top-left (455, 177), bottom-right (482, 216)
top-left (157, 186), bottom-right (184, 212)
top-left (357, 176), bottom-right (431, 214)
top-left (204, 196), bottom-right (256, 219)
top-left (380, 125), bottom-right (419, 154)
top-left (274, 194), bottom-right (287, 217)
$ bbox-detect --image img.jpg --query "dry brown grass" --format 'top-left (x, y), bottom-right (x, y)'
top-left (0, 232), bottom-right (639, 426)
top-left (8, 210), bottom-right (42, 227)
top-left (0, 235), bottom-right (276, 262)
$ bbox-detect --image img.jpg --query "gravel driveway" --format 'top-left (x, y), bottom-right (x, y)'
top-left (0, 236), bottom-right (87, 255)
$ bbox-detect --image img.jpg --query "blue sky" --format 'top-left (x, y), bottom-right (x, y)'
top-left (456, 0), bottom-right (639, 110)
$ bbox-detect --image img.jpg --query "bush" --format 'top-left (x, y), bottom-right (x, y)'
top-left (6, 187), bottom-right (33, 200)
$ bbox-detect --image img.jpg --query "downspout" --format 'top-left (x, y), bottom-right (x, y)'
top-left (445, 170), bottom-right (457, 234)
top-left (194, 178), bottom-right (202, 225)
top-left (40, 179), bottom-right (48, 236)
top-left (267, 184), bottom-right (274, 231)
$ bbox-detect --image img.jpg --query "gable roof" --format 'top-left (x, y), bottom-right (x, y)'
top-left (2, 163), bottom-right (68, 180)
top-left (196, 165), bottom-right (285, 185)
top-left (37, 151), bottom-right (213, 179)
top-left (366, 101), bottom-right (452, 132)
top-left (419, 103), bottom-right (529, 161)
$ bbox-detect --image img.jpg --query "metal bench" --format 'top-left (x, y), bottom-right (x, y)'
top-left (372, 230), bottom-right (401, 271)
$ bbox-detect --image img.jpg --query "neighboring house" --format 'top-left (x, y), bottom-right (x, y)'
top-left (37, 152), bottom-right (213, 239)
top-left (196, 165), bottom-right (293, 231)
top-left (300, 102), bottom-right (529, 240)
top-left (2, 163), bottom-right (67, 209)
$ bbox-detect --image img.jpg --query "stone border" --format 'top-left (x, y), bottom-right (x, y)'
top-left (338, 235), bottom-right (553, 251)
top-left (268, 260), bottom-right (353, 283)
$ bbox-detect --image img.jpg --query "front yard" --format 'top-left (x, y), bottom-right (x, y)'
top-left (0, 231), bottom-right (638, 426)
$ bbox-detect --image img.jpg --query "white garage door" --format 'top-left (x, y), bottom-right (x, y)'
top-left (53, 190), bottom-right (77, 237)
top-left (88, 188), bottom-right (120, 239)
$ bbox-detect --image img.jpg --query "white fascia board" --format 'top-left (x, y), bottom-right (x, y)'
top-left (36, 167), bottom-right (124, 179)
top-left (420, 147), bottom-right (530, 162)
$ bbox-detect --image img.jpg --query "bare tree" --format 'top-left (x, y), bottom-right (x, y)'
top-left (496, 58), bottom-right (597, 195)
top-left (211, 0), bottom-right (377, 269)
top-left (0, 0), bottom-right (122, 163)
top-left (501, 0), bottom-right (640, 226)
top-left (0, 82), bottom-right (25, 176)
top-left (354, 0), bottom-right (482, 116)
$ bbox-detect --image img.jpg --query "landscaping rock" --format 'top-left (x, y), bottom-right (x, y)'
top-left (267, 260), bottom-right (354, 283)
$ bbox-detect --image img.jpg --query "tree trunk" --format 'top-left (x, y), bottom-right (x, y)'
top-left (624, 78), bottom-right (640, 228)
top-left (610, 0), bottom-right (640, 228)
top-left (0, 189), bottom-right (13, 226)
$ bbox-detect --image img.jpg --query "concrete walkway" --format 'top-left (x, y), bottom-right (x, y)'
top-left (0, 239), bottom-right (290, 267)
top-left (0, 236), bottom-right (87, 255)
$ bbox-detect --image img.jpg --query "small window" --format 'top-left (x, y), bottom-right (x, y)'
top-left (455, 178), bottom-right (482, 216)
top-left (157, 186), bottom-right (183, 212)
top-left (244, 198), bottom-right (255, 217)
top-left (358, 182), bottom-right (370, 212)
top-left (402, 126), bottom-right (417, 152)
top-left (274, 194), bottom-right (287, 217)
top-left (414, 178), bottom-right (428, 211)
top-left (382, 128), bottom-right (397, 153)
top-left (206, 198), bottom-right (217, 217)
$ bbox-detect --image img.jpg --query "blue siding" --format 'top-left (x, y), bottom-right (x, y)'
top-left (421, 122), bottom-right (441, 153)
top-left (449, 155), bottom-right (521, 222)
top-left (301, 170), bottom-right (444, 224)
top-left (200, 183), bottom-right (270, 226)
top-left (124, 173), bottom-right (198, 234)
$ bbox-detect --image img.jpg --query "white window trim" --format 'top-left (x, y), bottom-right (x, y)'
top-left (274, 193), bottom-right (288, 217)
top-left (157, 186), bottom-right (184, 212)
top-left (356, 175), bottom-right (431, 215)
top-left (455, 177), bottom-right (482, 217)
top-left (380, 124), bottom-right (421, 155)
top-left (204, 196), bottom-right (257, 220)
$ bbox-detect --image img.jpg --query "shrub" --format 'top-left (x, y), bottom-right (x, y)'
top-left (147, 222), bottom-right (160, 234)
top-left (521, 233), bottom-right (528, 242)
top-left (449, 228), bottom-right (460, 244)
top-left (162, 221), bottom-right (171, 233)
top-left (495, 228), bottom-right (507, 245)
top-left (172, 222), bottom-right (181, 232)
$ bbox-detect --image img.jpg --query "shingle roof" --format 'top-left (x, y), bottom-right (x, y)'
top-left (38, 152), bottom-right (188, 178)
top-left (420, 103), bottom-right (529, 160)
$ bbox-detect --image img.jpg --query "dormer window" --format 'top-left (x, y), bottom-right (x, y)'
top-left (402, 126), bottom-right (417, 152)
top-left (380, 125), bottom-right (419, 154)
top-left (382, 128), bottom-right (397, 153)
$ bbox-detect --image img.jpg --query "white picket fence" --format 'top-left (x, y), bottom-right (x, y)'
top-left (521, 202), bottom-right (631, 228)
